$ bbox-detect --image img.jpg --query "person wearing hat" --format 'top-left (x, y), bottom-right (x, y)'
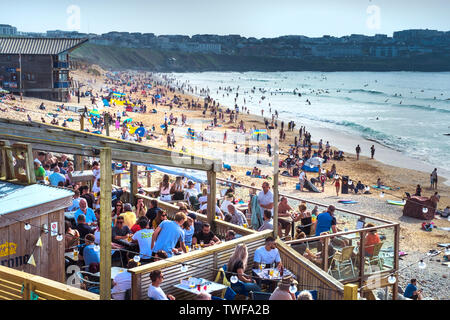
top-left (269, 275), bottom-right (297, 300)
top-left (33, 159), bottom-right (45, 182)
top-left (184, 180), bottom-right (198, 199)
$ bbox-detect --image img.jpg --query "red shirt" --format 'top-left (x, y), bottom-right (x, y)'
top-left (131, 224), bottom-right (141, 233)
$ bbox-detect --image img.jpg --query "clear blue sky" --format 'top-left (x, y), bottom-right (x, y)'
top-left (4, 0), bottom-right (450, 38)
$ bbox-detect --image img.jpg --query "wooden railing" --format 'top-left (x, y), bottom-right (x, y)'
top-left (0, 265), bottom-right (99, 300)
top-left (128, 230), bottom-right (273, 300)
top-left (275, 239), bottom-right (344, 300)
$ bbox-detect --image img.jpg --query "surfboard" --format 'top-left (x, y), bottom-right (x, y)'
top-left (387, 200), bottom-right (405, 206)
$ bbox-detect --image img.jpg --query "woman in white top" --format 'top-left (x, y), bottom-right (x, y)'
top-left (147, 270), bottom-right (175, 300)
top-left (159, 174), bottom-right (171, 201)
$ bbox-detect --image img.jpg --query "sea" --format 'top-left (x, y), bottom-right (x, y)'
top-left (164, 71), bottom-right (450, 183)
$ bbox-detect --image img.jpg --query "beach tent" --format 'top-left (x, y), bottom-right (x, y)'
top-left (132, 163), bottom-right (207, 184)
top-left (154, 94), bottom-right (161, 99)
top-left (402, 196), bottom-right (436, 220)
top-left (124, 118), bottom-right (133, 123)
top-left (301, 165), bottom-right (319, 173)
top-left (304, 157), bottom-right (323, 167)
top-left (103, 99), bottom-right (110, 107)
top-left (112, 92), bottom-right (126, 97)
top-left (146, 84), bottom-right (152, 88)
top-left (135, 127), bottom-right (146, 137)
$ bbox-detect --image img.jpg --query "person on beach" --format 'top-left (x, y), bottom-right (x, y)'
top-left (331, 175), bottom-right (341, 196)
top-left (355, 144), bottom-right (361, 160)
top-left (370, 145), bottom-right (375, 159)
top-left (298, 169), bottom-right (306, 192)
top-left (431, 168), bottom-right (438, 190)
top-left (404, 279), bottom-right (423, 300)
top-left (415, 184), bottom-right (422, 196)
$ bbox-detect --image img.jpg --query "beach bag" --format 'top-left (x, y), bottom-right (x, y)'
top-left (250, 195), bottom-right (263, 230)
top-left (246, 171), bottom-right (251, 176)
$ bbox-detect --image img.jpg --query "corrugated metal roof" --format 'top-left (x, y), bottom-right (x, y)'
top-left (0, 181), bottom-right (74, 216)
top-left (0, 37), bottom-right (88, 55)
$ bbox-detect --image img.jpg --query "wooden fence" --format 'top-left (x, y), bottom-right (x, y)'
top-left (0, 265), bottom-right (99, 300)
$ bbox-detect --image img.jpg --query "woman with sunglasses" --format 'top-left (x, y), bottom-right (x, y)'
top-left (152, 210), bottom-right (168, 230)
top-left (112, 201), bottom-right (125, 223)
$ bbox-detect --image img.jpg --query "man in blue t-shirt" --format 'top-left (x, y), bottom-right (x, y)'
top-left (403, 279), bottom-right (423, 300)
top-left (151, 212), bottom-right (187, 257)
top-left (315, 205), bottom-right (338, 236)
top-left (74, 198), bottom-right (97, 225)
top-left (48, 166), bottom-right (66, 186)
top-left (80, 234), bottom-right (100, 267)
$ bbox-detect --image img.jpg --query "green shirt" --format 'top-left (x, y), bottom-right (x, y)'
top-left (34, 166), bottom-right (45, 179)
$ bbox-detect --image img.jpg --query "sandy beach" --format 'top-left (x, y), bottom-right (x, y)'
top-left (1, 64), bottom-right (449, 298)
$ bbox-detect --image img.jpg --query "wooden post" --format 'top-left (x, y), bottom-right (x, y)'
top-left (80, 115), bottom-right (84, 131)
top-left (273, 133), bottom-right (279, 238)
top-left (22, 143), bottom-right (36, 184)
top-left (359, 230), bottom-right (366, 288)
top-left (392, 224), bottom-right (400, 300)
top-left (344, 284), bottom-right (358, 300)
top-left (0, 140), bottom-right (15, 180)
top-left (322, 235), bottom-right (329, 272)
top-left (207, 170), bottom-right (217, 228)
top-left (104, 113), bottom-right (110, 137)
top-left (130, 164), bottom-right (138, 204)
top-left (99, 147), bottom-right (112, 300)
top-left (74, 155), bottom-right (83, 171)
top-left (146, 171), bottom-right (151, 187)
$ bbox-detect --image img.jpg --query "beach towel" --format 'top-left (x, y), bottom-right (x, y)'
top-left (250, 195), bottom-right (263, 230)
top-left (223, 164), bottom-right (232, 171)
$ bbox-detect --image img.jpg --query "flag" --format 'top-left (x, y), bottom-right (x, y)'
top-left (27, 255), bottom-right (36, 267)
top-left (35, 237), bottom-right (42, 247)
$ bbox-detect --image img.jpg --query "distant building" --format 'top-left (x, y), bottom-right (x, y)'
top-left (0, 24), bottom-right (17, 36)
top-left (0, 37), bottom-right (88, 101)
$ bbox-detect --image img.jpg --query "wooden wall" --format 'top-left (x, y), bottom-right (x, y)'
top-left (0, 208), bottom-right (65, 283)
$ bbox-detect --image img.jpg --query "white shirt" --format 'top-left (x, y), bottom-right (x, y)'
top-left (132, 229), bottom-right (154, 259)
top-left (253, 246), bottom-right (281, 265)
top-left (200, 203), bottom-right (221, 214)
top-left (258, 219), bottom-right (274, 231)
top-left (299, 171), bottom-right (306, 181)
top-left (94, 230), bottom-right (100, 244)
top-left (198, 195), bottom-right (208, 204)
top-left (258, 190), bottom-right (273, 216)
top-left (147, 284), bottom-right (168, 300)
top-left (111, 271), bottom-right (132, 300)
top-left (185, 188), bottom-right (198, 199)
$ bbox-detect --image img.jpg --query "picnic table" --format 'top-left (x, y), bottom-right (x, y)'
top-left (252, 267), bottom-right (294, 282)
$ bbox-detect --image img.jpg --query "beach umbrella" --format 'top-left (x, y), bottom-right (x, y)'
top-left (135, 127), bottom-right (146, 137)
top-left (305, 157), bottom-right (324, 167)
top-left (155, 94), bottom-right (161, 99)
top-left (90, 109), bottom-right (100, 117)
top-left (124, 118), bottom-right (133, 123)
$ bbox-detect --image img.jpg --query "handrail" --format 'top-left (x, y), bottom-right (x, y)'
top-left (128, 230), bottom-right (272, 275)
top-left (285, 222), bottom-right (398, 245)
top-left (216, 177), bottom-right (394, 224)
top-left (0, 265), bottom-right (99, 300)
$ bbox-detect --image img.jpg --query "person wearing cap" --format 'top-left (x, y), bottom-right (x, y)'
top-left (269, 275), bottom-right (297, 300)
top-left (184, 180), bottom-right (198, 199)
top-left (33, 159), bottom-right (45, 182)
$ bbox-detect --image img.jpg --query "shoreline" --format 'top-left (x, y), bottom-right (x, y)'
top-left (162, 78), bottom-right (450, 187)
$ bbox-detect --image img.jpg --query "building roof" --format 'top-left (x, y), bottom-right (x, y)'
top-left (0, 181), bottom-right (74, 216)
top-left (0, 37), bottom-right (88, 55)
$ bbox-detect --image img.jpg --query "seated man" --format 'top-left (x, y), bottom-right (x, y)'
top-left (404, 278), bottom-right (423, 300)
top-left (253, 236), bottom-right (282, 269)
top-left (227, 204), bottom-right (247, 227)
top-left (225, 229), bottom-right (236, 241)
top-left (78, 234), bottom-right (100, 272)
top-left (147, 270), bottom-right (175, 300)
top-left (258, 210), bottom-right (274, 232)
top-left (111, 216), bottom-right (133, 249)
top-left (74, 199), bottom-right (97, 226)
top-left (74, 214), bottom-right (94, 243)
top-left (277, 197), bottom-right (293, 237)
top-left (111, 259), bottom-right (139, 300)
top-left (192, 223), bottom-right (221, 248)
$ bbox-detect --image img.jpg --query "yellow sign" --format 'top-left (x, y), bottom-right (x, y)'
top-left (0, 242), bottom-right (17, 257)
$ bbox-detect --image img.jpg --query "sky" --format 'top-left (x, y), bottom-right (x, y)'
top-left (4, 0), bottom-right (450, 38)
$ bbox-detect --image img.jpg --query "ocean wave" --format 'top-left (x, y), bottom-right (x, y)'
top-left (348, 89), bottom-right (384, 95)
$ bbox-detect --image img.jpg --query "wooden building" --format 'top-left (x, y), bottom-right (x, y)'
top-left (0, 181), bottom-right (73, 282)
top-left (0, 37), bottom-right (88, 101)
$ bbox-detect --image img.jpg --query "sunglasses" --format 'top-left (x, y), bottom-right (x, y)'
top-left (161, 214), bottom-right (167, 217)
